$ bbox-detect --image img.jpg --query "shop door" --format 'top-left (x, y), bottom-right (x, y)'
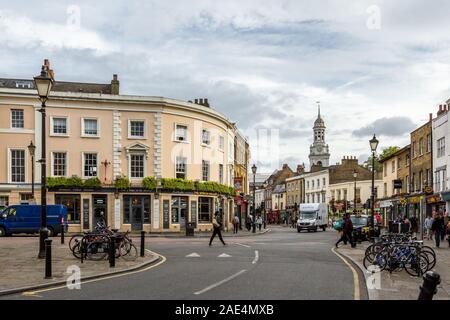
top-left (131, 203), bottom-right (143, 231)
top-left (172, 196), bottom-right (188, 228)
top-left (92, 195), bottom-right (107, 228)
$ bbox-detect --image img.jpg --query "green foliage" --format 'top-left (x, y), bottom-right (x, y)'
top-left (115, 176), bottom-right (131, 190)
top-left (161, 178), bottom-right (195, 191)
top-left (142, 177), bottom-right (235, 196)
top-left (142, 176), bottom-right (157, 189)
top-left (379, 146), bottom-right (400, 161)
top-left (46, 176), bottom-right (100, 188)
top-left (363, 146), bottom-right (400, 172)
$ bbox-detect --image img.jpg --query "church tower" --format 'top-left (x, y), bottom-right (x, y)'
top-left (309, 102), bottom-right (330, 168)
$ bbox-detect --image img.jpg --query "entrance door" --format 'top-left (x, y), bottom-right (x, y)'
top-left (92, 195), bottom-right (107, 228)
top-left (172, 196), bottom-right (188, 228)
top-left (131, 204), bottom-right (143, 231)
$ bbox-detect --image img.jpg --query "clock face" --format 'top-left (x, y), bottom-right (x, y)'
top-left (317, 146), bottom-right (323, 153)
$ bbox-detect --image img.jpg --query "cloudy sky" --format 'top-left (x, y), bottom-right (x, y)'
top-left (1, 0), bottom-right (450, 174)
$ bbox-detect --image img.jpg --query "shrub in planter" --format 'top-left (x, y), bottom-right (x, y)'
top-left (115, 176), bottom-right (131, 190)
top-left (84, 177), bottom-right (102, 188)
top-left (142, 176), bottom-right (157, 190)
top-left (161, 178), bottom-right (195, 191)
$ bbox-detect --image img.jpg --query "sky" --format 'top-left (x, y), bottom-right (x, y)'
top-left (1, 0), bottom-right (450, 174)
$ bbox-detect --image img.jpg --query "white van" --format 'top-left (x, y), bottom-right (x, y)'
top-left (297, 203), bottom-right (328, 232)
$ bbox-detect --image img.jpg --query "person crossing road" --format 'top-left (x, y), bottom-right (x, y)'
top-left (209, 211), bottom-right (226, 246)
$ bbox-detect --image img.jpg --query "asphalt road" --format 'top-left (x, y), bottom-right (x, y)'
top-left (5, 226), bottom-right (367, 300)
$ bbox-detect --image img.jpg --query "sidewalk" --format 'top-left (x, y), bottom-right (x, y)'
top-left (0, 237), bottom-right (158, 295)
top-left (337, 239), bottom-right (450, 300)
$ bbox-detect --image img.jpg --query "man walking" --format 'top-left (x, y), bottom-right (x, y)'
top-left (233, 214), bottom-right (240, 234)
top-left (409, 214), bottom-right (418, 238)
top-left (432, 212), bottom-right (445, 248)
top-left (336, 213), bottom-right (355, 248)
top-left (209, 212), bottom-right (226, 246)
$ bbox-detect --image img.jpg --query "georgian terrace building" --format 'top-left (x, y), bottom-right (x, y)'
top-left (0, 70), bottom-right (244, 233)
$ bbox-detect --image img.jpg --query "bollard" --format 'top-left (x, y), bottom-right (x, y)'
top-left (44, 239), bottom-right (52, 279)
top-left (140, 230), bottom-right (146, 257)
top-left (60, 223), bottom-right (65, 244)
top-left (109, 235), bottom-right (116, 268)
top-left (418, 271), bottom-right (441, 300)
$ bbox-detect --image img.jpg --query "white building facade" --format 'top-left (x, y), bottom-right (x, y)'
top-left (303, 169), bottom-right (329, 204)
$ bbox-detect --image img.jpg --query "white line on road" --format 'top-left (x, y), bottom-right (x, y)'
top-left (194, 270), bottom-right (247, 295)
top-left (235, 243), bottom-right (251, 248)
top-left (252, 250), bottom-right (259, 264)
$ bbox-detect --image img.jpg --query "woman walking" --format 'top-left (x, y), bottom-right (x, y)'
top-left (209, 212), bottom-right (226, 246)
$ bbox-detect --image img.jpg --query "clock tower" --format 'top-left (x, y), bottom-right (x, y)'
top-left (309, 103), bottom-right (330, 168)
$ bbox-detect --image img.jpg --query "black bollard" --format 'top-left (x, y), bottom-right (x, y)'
top-left (109, 235), bottom-right (116, 268)
top-left (418, 271), bottom-right (441, 300)
top-left (60, 223), bottom-right (65, 244)
top-left (44, 239), bottom-right (52, 279)
top-left (140, 230), bottom-right (146, 257)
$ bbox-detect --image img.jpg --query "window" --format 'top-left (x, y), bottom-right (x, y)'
top-left (52, 152), bottom-right (67, 176)
top-left (11, 109), bottom-right (24, 128)
top-left (437, 138), bottom-right (445, 158)
top-left (419, 138), bottom-right (424, 155)
top-left (406, 154), bottom-right (410, 167)
top-left (175, 124), bottom-right (188, 141)
top-left (343, 189), bottom-right (347, 201)
top-left (384, 163), bottom-right (387, 177)
top-left (219, 164), bottom-right (223, 184)
top-left (397, 157), bottom-right (401, 169)
top-left (391, 160), bottom-right (396, 173)
top-left (322, 193), bottom-right (325, 203)
top-left (55, 194), bottom-right (80, 223)
top-left (413, 142), bottom-right (417, 158)
top-left (317, 179), bottom-right (320, 187)
top-left (129, 120), bottom-right (145, 138)
top-left (219, 136), bottom-right (225, 150)
top-left (419, 171), bottom-right (423, 191)
top-left (0, 196), bottom-right (9, 208)
top-left (202, 160), bottom-right (210, 181)
top-left (406, 175), bottom-right (410, 193)
top-left (383, 183), bottom-right (387, 197)
top-left (307, 181), bottom-right (309, 189)
top-left (312, 180), bottom-right (315, 188)
top-left (83, 118), bottom-right (99, 136)
top-left (83, 153), bottom-right (97, 177)
top-left (176, 157), bottom-right (187, 179)
top-left (202, 129), bottom-right (211, 145)
top-left (435, 171), bottom-right (441, 192)
top-left (198, 197), bottom-right (213, 223)
top-left (52, 117), bottom-right (67, 135)
top-left (322, 178), bottom-right (326, 187)
top-left (306, 194), bottom-right (310, 203)
top-left (15, 81), bottom-right (32, 89)
top-left (130, 154), bottom-right (145, 178)
top-left (10, 149), bottom-right (25, 183)
top-left (427, 134), bottom-right (431, 153)
top-left (426, 169), bottom-right (431, 186)
top-left (20, 193), bottom-right (33, 202)
top-left (413, 173), bottom-right (417, 192)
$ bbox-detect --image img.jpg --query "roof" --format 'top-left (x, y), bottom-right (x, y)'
top-left (0, 78), bottom-right (113, 94)
top-left (379, 145), bottom-right (410, 163)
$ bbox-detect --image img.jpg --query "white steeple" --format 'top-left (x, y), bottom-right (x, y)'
top-left (309, 102), bottom-right (330, 168)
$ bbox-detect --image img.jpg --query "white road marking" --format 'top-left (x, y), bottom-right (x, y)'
top-left (235, 243), bottom-right (251, 248)
top-left (218, 253), bottom-right (232, 258)
top-left (252, 250), bottom-right (259, 264)
top-left (186, 252), bottom-right (201, 257)
top-left (194, 270), bottom-right (247, 295)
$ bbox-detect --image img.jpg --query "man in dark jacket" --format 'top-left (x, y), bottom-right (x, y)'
top-left (209, 212), bottom-right (226, 246)
top-left (410, 214), bottom-right (418, 237)
top-left (335, 213), bottom-right (355, 248)
top-left (432, 213), bottom-right (445, 248)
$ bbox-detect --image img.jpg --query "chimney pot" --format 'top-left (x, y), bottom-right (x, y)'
top-left (194, 99), bottom-right (198, 104)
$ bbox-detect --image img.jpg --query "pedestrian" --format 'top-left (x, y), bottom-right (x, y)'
top-left (246, 215), bottom-right (252, 231)
top-left (233, 214), bottom-right (240, 234)
top-left (425, 215), bottom-right (433, 240)
top-left (410, 214), bottom-right (418, 238)
top-left (446, 221), bottom-right (450, 248)
top-left (209, 211), bottom-right (226, 246)
top-left (431, 213), bottom-right (445, 248)
top-left (256, 215), bottom-right (263, 231)
top-left (336, 213), bottom-right (355, 248)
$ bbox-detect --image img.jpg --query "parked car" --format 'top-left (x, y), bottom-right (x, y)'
top-left (350, 214), bottom-right (380, 242)
top-left (0, 204), bottom-right (68, 237)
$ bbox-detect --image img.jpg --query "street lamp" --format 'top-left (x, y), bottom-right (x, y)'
top-left (353, 169), bottom-right (357, 214)
top-left (251, 164), bottom-right (257, 233)
top-left (369, 134), bottom-right (379, 241)
top-left (27, 141), bottom-right (36, 200)
top-left (34, 65), bottom-right (53, 258)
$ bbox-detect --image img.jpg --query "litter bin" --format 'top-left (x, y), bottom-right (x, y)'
top-left (186, 222), bottom-right (195, 237)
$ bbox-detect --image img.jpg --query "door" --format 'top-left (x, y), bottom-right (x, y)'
top-left (92, 195), bottom-right (107, 228)
top-left (172, 196), bottom-right (188, 228)
top-left (131, 204), bottom-right (143, 231)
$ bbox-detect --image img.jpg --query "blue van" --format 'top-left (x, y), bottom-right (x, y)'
top-left (0, 205), bottom-right (68, 237)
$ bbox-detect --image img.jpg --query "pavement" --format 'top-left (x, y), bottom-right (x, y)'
top-left (0, 236), bottom-right (158, 295)
top-left (1, 226), bottom-right (365, 300)
top-left (336, 237), bottom-right (450, 300)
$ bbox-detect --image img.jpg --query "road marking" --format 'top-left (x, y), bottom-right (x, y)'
top-left (21, 249), bottom-right (167, 296)
top-left (331, 247), bottom-right (360, 301)
top-left (252, 250), bottom-right (259, 264)
top-left (186, 252), bottom-right (201, 257)
top-left (235, 243), bottom-right (251, 248)
top-left (218, 253), bottom-right (232, 258)
top-left (194, 269), bottom-right (247, 295)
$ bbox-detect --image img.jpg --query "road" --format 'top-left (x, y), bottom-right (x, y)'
top-left (5, 226), bottom-right (367, 300)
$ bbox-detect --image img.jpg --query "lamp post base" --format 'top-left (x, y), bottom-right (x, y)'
top-left (38, 227), bottom-right (49, 259)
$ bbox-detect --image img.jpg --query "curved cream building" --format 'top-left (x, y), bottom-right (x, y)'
top-left (0, 65), bottom-right (245, 233)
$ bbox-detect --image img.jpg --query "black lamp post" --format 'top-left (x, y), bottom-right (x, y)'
top-left (369, 134), bottom-right (379, 241)
top-left (34, 65), bottom-right (53, 259)
top-left (27, 141), bottom-right (36, 200)
top-left (251, 164), bottom-right (257, 233)
top-left (353, 169), bottom-right (357, 214)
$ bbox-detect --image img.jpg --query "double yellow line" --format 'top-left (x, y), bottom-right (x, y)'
top-left (22, 250), bottom-right (166, 297)
top-left (331, 247), bottom-right (361, 300)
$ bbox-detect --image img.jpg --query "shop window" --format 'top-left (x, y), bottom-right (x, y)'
top-left (55, 194), bottom-right (80, 223)
top-left (123, 196), bottom-right (151, 224)
top-left (198, 197), bottom-right (213, 223)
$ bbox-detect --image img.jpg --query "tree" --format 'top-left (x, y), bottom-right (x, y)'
top-left (362, 146), bottom-right (400, 172)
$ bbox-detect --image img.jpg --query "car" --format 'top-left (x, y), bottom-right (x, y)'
top-left (350, 214), bottom-right (380, 242)
top-left (0, 204), bottom-right (68, 237)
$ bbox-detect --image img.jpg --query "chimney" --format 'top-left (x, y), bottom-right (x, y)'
top-left (430, 113), bottom-right (433, 122)
top-left (297, 164), bottom-right (304, 174)
top-left (43, 59), bottom-right (55, 80)
top-left (204, 98), bottom-right (210, 107)
top-left (111, 74), bottom-right (119, 95)
top-left (282, 163), bottom-right (288, 170)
